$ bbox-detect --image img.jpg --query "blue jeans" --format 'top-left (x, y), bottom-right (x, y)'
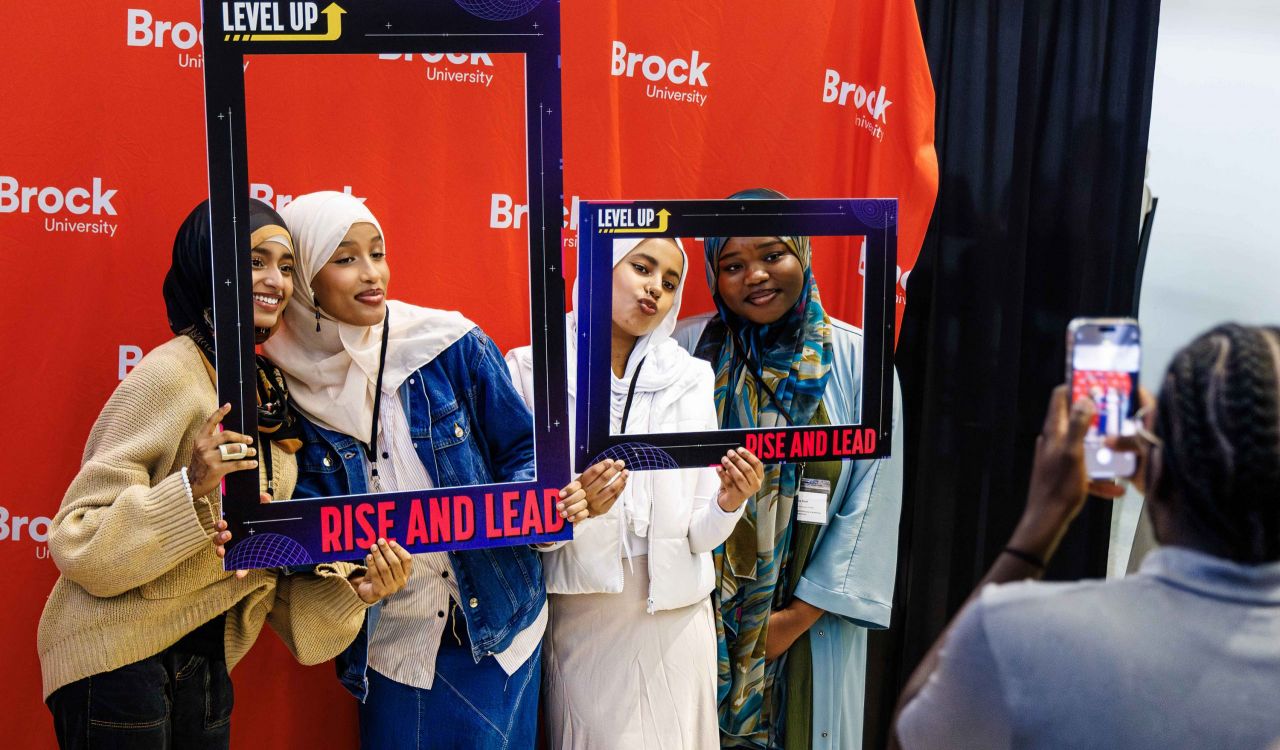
top-left (358, 625), bottom-right (541, 750)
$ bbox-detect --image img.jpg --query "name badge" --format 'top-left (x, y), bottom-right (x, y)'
top-left (796, 477), bottom-right (831, 525)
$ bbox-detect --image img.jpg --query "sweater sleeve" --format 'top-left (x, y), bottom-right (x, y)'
top-left (48, 345), bottom-right (217, 598)
top-left (265, 561), bottom-right (371, 665)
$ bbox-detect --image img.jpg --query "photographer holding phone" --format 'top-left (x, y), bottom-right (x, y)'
top-left (894, 323), bottom-right (1280, 750)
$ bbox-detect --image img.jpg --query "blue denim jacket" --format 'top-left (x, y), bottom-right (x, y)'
top-left (291, 326), bottom-right (545, 701)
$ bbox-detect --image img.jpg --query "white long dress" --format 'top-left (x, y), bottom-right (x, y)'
top-left (542, 555), bottom-right (720, 748)
top-left (506, 239), bottom-right (745, 749)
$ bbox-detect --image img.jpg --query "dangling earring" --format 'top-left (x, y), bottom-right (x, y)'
top-left (314, 294), bottom-right (322, 333)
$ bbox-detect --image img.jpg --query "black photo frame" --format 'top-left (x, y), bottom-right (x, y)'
top-left (575, 198), bottom-right (896, 472)
top-left (202, 0), bottom-right (569, 568)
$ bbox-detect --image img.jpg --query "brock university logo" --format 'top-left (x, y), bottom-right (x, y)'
top-left (125, 8), bottom-right (206, 68)
top-left (0, 176), bottom-right (121, 238)
top-left (0, 506), bottom-right (53, 552)
top-left (822, 67), bottom-right (894, 142)
top-left (380, 53), bottom-right (499, 88)
top-left (610, 40), bottom-right (710, 107)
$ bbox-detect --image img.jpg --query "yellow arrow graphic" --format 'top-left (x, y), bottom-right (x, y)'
top-left (226, 3), bottom-right (345, 42)
top-left (601, 209), bottom-right (671, 234)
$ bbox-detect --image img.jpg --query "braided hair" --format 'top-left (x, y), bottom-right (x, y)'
top-left (1154, 323), bottom-right (1280, 563)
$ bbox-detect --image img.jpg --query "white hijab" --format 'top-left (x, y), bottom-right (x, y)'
top-left (263, 191), bottom-right (474, 444)
top-left (565, 238), bottom-right (693, 426)
top-left (567, 237), bottom-right (704, 539)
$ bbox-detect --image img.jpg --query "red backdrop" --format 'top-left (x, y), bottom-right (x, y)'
top-left (0, 1), bottom-right (935, 745)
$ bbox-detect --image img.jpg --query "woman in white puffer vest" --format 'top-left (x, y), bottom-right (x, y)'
top-left (506, 236), bottom-right (764, 749)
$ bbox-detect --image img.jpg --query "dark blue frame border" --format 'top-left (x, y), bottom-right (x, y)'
top-left (575, 198), bottom-right (896, 472)
top-left (202, 0), bottom-right (569, 568)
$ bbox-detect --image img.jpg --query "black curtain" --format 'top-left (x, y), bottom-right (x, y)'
top-left (864, 2), bottom-right (1161, 747)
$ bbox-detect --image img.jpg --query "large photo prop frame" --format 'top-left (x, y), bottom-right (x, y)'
top-left (202, 0), bottom-right (569, 568)
top-left (576, 198), bottom-right (896, 471)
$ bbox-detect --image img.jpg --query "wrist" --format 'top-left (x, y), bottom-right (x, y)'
top-left (180, 467), bottom-right (196, 503)
top-left (788, 598), bottom-right (824, 630)
top-left (1008, 506), bottom-right (1074, 561)
top-left (717, 489), bottom-right (744, 513)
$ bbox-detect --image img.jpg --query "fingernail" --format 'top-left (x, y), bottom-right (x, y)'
top-left (556, 503), bottom-right (564, 511)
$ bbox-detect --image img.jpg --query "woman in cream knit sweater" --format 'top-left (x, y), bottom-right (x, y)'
top-left (37, 200), bottom-right (412, 750)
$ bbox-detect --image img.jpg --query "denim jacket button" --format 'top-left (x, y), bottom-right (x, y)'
top-left (322, 456), bottom-right (332, 467)
top-left (454, 423), bottom-right (464, 438)
top-left (468, 597), bottom-right (479, 608)
top-left (342, 451), bottom-right (356, 460)
top-left (409, 378), bottom-right (415, 385)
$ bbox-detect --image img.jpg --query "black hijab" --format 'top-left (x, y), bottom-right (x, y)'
top-left (163, 200), bottom-right (303, 459)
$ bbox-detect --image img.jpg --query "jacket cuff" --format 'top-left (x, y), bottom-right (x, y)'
top-left (794, 578), bottom-right (892, 630)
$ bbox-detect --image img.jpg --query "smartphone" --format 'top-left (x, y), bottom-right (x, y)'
top-left (1066, 318), bottom-right (1141, 479)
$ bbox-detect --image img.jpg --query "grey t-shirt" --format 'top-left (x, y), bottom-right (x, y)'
top-left (897, 546), bottom-right (1280, 750)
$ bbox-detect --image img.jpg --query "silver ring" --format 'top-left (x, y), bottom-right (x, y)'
top-left (219, 443), bottom-right (249, 461)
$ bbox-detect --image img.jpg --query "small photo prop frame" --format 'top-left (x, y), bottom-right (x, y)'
top-left (575, 198), bottom-right (896, 472)
top-left (202, 0), bottom-right (569, 568)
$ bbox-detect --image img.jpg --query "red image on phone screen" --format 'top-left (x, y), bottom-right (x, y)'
top-left (1071, 370), bottom-right (1134, 439)
top-left (1068, 319), bottom-right (1141, 478)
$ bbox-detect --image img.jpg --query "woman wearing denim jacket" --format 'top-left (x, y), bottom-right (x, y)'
top-left (263, 191), bottom-right (544, 750)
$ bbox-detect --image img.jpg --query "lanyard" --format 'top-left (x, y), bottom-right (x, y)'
top-left (363, 306), bottom-right (391, 492)
top-left (618, 356), bottom-right (646, 434)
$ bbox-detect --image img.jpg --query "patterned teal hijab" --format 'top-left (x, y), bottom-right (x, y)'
top-left (703, 189), bottom-right (834, 746)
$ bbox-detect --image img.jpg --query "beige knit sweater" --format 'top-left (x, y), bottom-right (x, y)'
top-left (37, 336), bottom-right (369, 699)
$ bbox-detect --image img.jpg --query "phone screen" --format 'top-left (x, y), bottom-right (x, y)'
top-left (1070, 322), bottom-right (1141, 478)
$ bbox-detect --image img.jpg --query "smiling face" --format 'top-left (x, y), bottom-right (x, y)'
top-left (250, 240), bottom-right (295, 331)
top-left (714, 236), bottom-right (806, 325)
top-left (310, 222), bottom-right (389, 327)
top-left (611, 238), bottom-right (685, 339)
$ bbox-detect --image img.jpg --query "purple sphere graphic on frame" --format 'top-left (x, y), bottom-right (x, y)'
top-left (592, 442), bottom-right (680, 472)
top-left (224, 532), bottom-right (314, 569)
top-left (454, 0), bottom-right (543, 21)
